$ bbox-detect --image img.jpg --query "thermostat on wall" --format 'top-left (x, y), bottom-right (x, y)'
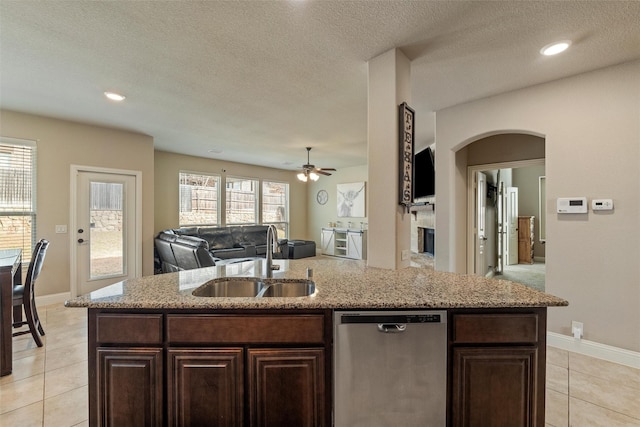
top-left (557, 197), bottom-right (587, 214)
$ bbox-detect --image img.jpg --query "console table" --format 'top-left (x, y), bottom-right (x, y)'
top-left (0, 248), bottom-right (22, 376)
top-left (320, 228), bottom-right (367, 260)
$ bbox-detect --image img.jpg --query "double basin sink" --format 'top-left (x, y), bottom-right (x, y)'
top-left (192, 277), bottom-right (316, 298)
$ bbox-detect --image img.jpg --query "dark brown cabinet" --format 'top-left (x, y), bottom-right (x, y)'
top-left (248, 348), bottom-right (325, 427)
top-left (167, 348), bottom-right (244, 427)
top-left (96, 348), bottom-right (163, 426)
top-left (449, 309), bottom-right (546, 427)
top-left (518, 216), bottom-right (535, 264)
top-left (89, 310), bottom-right (330, 427)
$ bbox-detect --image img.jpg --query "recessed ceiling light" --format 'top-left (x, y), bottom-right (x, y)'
top-left (104, 91), bottom-right (126, 101)
top-left (540, 40), bottom-right (571, 56)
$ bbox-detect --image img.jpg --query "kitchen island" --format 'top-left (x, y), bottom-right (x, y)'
top-left (66, 257), bottom-right (567, 427)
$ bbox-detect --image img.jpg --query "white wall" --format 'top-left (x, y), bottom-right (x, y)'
top-left (435, 61), bottom-right (640, 352)
top-left (306, 164), bottom-right (368, 247)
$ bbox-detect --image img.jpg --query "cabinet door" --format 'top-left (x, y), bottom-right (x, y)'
top-left (167, 348), bottom-right (243, 427)
top-left (96, 348), bottom-right (163, 427)
top-left (346, 232), bottom-right (363, 259)
top-left (248, 348), bottom-right (325, 427)
top-left (320, 229), bottom-right (334, 255)
top-left (451, 346), bottom-right (540, 427)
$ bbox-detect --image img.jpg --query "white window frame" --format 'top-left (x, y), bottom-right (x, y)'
top-left (261, 180), bottom-right (289, 238)
top-left (225, 175), bottom-right (259, 225)
top-left (0, 137), bottom-right (37, 266)
top-left (178, 171), bottom-right (221, 227)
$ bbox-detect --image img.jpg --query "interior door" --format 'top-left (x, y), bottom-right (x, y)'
top-left (496, 181), bottom-right (505, 274)
top-left (506, 186), bottom-right (519, 265)
top-left (474, 172), bottom-right (487, 275)
top-left (76, 171), bottom-right (138, 295)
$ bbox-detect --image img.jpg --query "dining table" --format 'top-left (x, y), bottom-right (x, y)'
top-left (0, 248), bottom-right (22, 377)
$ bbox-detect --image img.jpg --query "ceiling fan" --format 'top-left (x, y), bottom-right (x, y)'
top-left (297, 147), bottom-right (336, 182)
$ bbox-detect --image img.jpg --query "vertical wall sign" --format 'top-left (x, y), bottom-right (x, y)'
top-left (398, 102), bottom-right (415, 212)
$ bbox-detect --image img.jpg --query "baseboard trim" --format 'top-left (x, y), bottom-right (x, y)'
top-left (547, 332), bottom-right (640, 369)
top-left (36, 292), bottom-right (71, 308)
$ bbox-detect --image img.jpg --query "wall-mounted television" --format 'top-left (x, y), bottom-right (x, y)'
top-left (413, 147), bottom-right (435, 199)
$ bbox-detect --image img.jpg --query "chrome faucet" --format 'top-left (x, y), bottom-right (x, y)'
top-left (265, 224), bottom-right (281, 278)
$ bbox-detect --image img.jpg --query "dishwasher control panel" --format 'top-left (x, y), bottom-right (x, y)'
top-left (339, 313), bottom-right (444, 324)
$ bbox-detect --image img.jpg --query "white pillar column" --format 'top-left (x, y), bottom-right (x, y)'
top-left (367, 48), bottom-right (411, 269)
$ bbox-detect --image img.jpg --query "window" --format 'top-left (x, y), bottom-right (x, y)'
top-left (226, 177), bottom-right (258, 224)
top-left (0, 138), bottom-right (37, 266)
top-left (179, 172), bottom-right (220, 226)
top-left (262, 181), bottom-right (289, 238)
top-left (178, 173), bottom-right (289, 235)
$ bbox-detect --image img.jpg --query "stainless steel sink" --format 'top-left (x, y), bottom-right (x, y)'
top-left (191, 278), bottom-right (315, 298)
top-left (192, 278), bottom-right (265, 297)
top-left (257, 280), bottom-right (316, 297)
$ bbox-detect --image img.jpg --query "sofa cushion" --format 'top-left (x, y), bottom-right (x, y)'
top-left (197, 227), bottom-right (234, 250)
top-left (210, 247), bottom-right (250, 259)
top-left (173, 227), bottom-right (198, 236)
top-left (175, 235), bottom-right (209, 250)
top-left (242, 225), bottom-right (269, 246)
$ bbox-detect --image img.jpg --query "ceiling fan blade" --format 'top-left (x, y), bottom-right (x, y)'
top-left (318, 168), bottom-right (336, 171)
top-left (317, 170), bottom-right (332, 176)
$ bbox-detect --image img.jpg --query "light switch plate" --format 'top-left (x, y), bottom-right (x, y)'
top-left (55, 225), bottom-right (67, 233)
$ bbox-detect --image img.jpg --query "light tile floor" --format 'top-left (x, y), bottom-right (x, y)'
top-left (1, 303), bottom-right (638, 426)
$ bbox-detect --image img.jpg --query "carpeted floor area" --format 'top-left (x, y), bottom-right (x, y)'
top-left (495, 262), bottom-right (546, 292)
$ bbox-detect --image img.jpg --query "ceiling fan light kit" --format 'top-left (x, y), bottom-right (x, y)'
top-left (297, 147), bottom-right (336, 182)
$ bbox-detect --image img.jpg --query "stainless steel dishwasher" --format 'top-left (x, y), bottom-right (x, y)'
top-left (334, 310), bottom-right (447, 427)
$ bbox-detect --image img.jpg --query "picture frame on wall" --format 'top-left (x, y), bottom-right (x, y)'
top-left (337, 182), bottom-right (366, 217)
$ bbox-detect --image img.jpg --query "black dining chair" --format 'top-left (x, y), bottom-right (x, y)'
top-left (12, 239), bottom-right (49, 347)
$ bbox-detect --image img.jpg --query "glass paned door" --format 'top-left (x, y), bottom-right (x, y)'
top-left (76, 171), bottom-right (137, 295)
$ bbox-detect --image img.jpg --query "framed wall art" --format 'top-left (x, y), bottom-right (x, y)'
top-left (337, 182), bottom-right (366, 217)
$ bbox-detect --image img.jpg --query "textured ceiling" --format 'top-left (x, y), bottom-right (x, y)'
top-left (1, 1), bottom-right (639, 171)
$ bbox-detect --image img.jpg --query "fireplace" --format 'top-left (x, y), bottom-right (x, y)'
top-left (417, 227), bottom-right (435, 256)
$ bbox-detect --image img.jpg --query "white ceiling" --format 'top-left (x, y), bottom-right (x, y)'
top-left (1, 1), bottom-right (639, 172)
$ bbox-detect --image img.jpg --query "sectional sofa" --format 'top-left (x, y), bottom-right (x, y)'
top-left (154, 225), bottom-right (289, 273)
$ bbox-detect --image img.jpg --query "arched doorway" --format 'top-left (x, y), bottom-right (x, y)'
top-left (458, 133), bottom-right (546, 290)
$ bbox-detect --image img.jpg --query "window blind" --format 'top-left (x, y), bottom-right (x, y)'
top-left (0, 137), bottom-right (37, 263)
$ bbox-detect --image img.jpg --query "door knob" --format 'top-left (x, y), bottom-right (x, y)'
top-left (78, 238), bottom-right (85, 244)
top-left (78, 229), bottom-right (84, 233)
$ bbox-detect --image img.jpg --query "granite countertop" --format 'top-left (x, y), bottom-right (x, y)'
top-left (64, 258), bottom-right (568, 310)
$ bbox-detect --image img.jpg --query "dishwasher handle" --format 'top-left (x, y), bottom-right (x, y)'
top-left (377, 323), bottom-right (407, 333)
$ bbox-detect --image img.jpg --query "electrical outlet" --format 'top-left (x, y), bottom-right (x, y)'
top-left (571, 321), bottom-right (583, 340)
top-left (401, 249), bottom-right (410, 261)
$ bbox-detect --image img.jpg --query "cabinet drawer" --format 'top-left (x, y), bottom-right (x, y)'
top-left (96, 313), bottom-right (163, 344)
top-left (167, 315), bottom-right (325, 344)
top-left (452, 313), bottom-right (539, 344)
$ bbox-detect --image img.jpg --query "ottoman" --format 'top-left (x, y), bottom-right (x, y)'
top-left (287, 240), bottom-right (317, 259)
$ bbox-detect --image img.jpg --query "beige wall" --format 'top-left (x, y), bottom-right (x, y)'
top-left (154, 151), bottom-right (308, 239)
top-left (0, 110), bottom-right (155, 295)
top-left (435, 61), bottom-right (640, 352)
top-left (305, 164), bottom-right (368, 246)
